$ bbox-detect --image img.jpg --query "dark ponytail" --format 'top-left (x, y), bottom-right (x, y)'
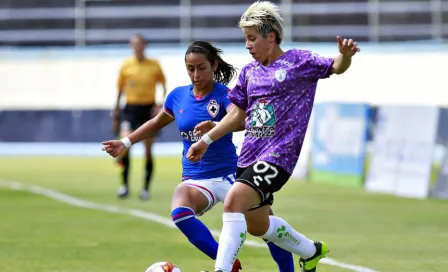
top-left (185, 41), bottom-right (237, 86)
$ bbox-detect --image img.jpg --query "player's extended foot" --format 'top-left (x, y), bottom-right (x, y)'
top-left (200, 258), bottom-right (242, 272)
top-left (299, 241), bottom-right (329, 272)
top-left (117, 186), bottom-right (129, 199)
top-left (139, 190), bottom-right (150, 201)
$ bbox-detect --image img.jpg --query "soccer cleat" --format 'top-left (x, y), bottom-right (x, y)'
top-left (117, 186), bottom-right (129, 199)
top-left (299, 241), bottom-right (329, 272)
top-left (139, 190), bottom-right (150, 201)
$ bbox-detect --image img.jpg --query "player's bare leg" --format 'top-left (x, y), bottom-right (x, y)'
top-left (171, 184), bottom-right (242, 272)
top-left (214, 182), bottom-right (321, 272)
top-left (213, 182), bottom-right (260, 272)
top-left (245, 206), bottom-right (295, 272)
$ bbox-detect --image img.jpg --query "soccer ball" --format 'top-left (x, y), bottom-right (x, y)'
top-left (145, 262), bottom-right (181, 272)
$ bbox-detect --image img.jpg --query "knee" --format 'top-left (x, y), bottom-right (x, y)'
top-left (171, 206), bottom-right (196, 225)
top-left (223, 183), bottom-right (261, 213)
top-left (223, 192), bottom-right (245, 213)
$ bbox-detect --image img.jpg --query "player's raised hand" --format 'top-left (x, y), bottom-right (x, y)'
top-left (186, 141), bottom-right (208, 162)
top-left (337, 36), bottom-right (360, 57)
top-left (193, 120), bottom-right (215, 137)
top-left (102, 140), bottom-right (126, 158)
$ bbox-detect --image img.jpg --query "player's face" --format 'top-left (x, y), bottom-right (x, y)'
top-left (130, 36), bottom-right (146, 57)
top-left (243, 26), bottom-right (276, 65)
top-left (185, 53), bottom-right (214, 89)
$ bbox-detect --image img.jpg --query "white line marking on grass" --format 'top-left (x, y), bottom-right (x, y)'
top-left (0, 180), bottom-right (378, 272)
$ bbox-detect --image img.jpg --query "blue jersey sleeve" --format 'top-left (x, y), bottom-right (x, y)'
top-left (221, 88), bottom-right (234, 113)
top-left (163, 90), bottom-right (175, 118)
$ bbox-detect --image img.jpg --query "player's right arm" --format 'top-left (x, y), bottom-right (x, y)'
top-left (129, 111), bottom-right (174, 144)
top-left (187, 105), bottom-right (246, 162)
top-left (102, 111), bottom-right (174, 158)
top-left (204, 105), bottom-right (246, 141)
top-left (103, 88), bottom-right (177, 158)
top-left (186, 66), bottom-right (249, 162)
top-left (193, 105), bottom-right (245, 136)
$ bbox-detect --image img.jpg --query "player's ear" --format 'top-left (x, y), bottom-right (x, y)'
top-left (268, 31), bottom-right (276, 43)
top-left (213, 60), bottom-right (218, 72)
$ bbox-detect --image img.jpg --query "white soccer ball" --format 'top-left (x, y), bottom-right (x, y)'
top-left (145, 262), bottom-right (181, 272)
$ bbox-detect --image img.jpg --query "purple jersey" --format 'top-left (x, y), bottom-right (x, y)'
top-left (228, 49), bottom-right (334, 174)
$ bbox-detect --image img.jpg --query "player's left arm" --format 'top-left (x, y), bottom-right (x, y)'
top-left (331, 36), bottom-right (360, 75)
top-left (154, 61), bottom-right (167, 115)
top-left (221, 88), bottom-right (246, 132)
top-left (226, 104), bottom-right (246, 132)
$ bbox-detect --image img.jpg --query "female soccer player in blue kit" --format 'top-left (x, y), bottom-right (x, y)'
top-left (102, 40), bottom-right (295, 272)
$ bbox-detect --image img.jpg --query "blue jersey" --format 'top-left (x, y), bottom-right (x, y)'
top-left (164, 82), bottom-right (238, 180)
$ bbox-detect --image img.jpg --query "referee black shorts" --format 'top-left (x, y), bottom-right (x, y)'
top-left (120, 104), bottom-right (154, 131)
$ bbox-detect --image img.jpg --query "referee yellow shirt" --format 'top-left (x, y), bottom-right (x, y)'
top-left (117, 57), bottom-right (166, 105)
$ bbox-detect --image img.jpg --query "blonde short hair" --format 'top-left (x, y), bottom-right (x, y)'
top-left (238, 1), bottom-right (284, 44)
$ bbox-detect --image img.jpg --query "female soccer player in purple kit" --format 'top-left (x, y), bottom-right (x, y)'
top-left (103, 40), bottom-right (296, 272)
top-left (187, 1), bottom-right (361, 272)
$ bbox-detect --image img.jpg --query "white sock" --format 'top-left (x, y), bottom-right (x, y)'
top-left (215, 212), bottom-right (247, 272)
top-left (261, 216), bottom-right (316, 259)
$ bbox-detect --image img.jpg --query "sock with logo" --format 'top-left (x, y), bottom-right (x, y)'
top-left (171, 206), bottom-right (219, 260)
top-left (215, 212), bottom-right (247, 272)
top-left (265, 239), bottom-right (295, 272)
top-left (261, 216), bottom-right (316, 259)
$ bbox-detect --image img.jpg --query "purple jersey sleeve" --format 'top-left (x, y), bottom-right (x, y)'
top-left (163, 90), bottom-right (175, 118)
top-left (228, 66), bottom-right (249, 110)
top-left (300, 50), bottom-right (334, 79)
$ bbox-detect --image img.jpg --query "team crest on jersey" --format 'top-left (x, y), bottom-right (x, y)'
top-left (248, 99), bottom-right (276, 138)
top-left (180, 131), bottom-right (200, 142)
top-left (207, 99), bottom-right (220, 118)
top-left (180, 132), bottom-right (189, 140)
top-left (275, 69), bottom-right (287, 82)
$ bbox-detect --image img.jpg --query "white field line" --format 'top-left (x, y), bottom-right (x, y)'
top-left (0, 180), bottom-right (378, 272)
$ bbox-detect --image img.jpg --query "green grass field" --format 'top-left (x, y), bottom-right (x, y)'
top-left (1, 156), bottom-right (447, 272)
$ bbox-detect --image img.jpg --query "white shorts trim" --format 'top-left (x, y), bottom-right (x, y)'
top-left (177, 173), bottom-right (236, 216)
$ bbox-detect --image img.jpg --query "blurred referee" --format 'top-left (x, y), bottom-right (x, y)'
top-left (113, 34), bottom-right (167, 200)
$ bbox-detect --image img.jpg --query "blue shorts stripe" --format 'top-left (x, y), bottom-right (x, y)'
top-left (224, 175), bottom-right (234, 184)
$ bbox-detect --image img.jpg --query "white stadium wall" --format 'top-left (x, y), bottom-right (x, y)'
top-left (1, 44), bottom-right (448, 110)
